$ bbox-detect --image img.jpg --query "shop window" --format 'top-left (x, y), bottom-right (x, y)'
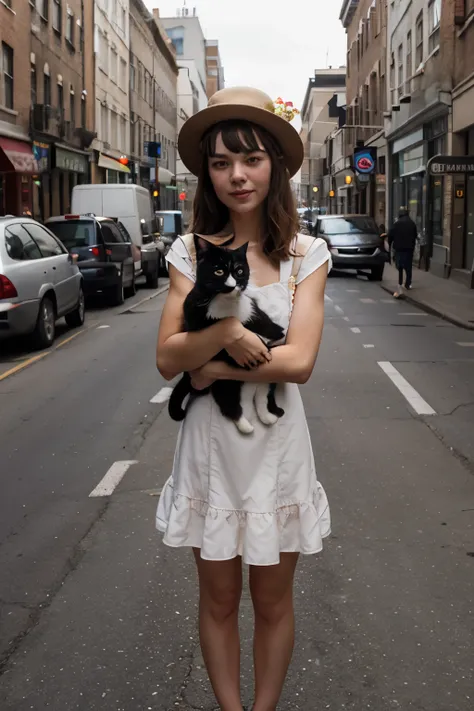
top-left (2, 43), bottom-right (14, 110)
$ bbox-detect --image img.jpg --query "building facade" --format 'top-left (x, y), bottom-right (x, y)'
top-left (92, 0), bottom-right (131, 184)
top-left (128, 3), bottom-right (178, 209)
top-left (300, 68), bottom-right (347, 212)
top-left (205, 40), bottom-right (225, 98)
top-left (0, 0), bottom-right (36, 217)
top-left (340, 0), bottom-right (387, 223)
top-left (450, 0), bottom-right (474, 285)
top-left (161, 9), bottom-right (210, 226)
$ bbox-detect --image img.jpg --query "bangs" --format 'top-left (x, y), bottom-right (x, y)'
top-left (203, 121), bottom-right (265, 157)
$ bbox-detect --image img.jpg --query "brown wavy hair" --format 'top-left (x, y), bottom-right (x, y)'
top-left (191, 120), bottom-right (299, 266)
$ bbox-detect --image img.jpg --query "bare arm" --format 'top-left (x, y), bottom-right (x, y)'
top-left (199, 261), bottom-right (329, 385)
top-left (156, 265), bottom-right (242, 380)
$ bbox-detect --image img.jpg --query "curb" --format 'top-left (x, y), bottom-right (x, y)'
top-left (380, 283), bottom-right (474, 331)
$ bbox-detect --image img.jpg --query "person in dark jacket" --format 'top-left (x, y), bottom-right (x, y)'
top-left (387, 207), bottom-right (418, 297)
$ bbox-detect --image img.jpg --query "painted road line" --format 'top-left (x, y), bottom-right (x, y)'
top-left (0, 352), bottom-right (50, 383)
top-left (378, 361), bottom-right (436, 416)
top-left (324, 294), bottom-right (333, 303)
top-left (126, 283), bottom-right (169, 312)
top-left (334, 304), bottom-right (344, 315)
top-left (381, 299), bottom-right (398, 304)
top-left (360, 298), bottom-right (376, 304)
top-left (363, 344), bottom-right (375, 348)
top-left (398, 312), bottom-right (429, 317)
top-left (343, 316), bottom-right (350, 321)
top-left (89, 460), bottom-right (138, 497)
top-left (456, 342), bottom-right (474, 347)
top-left (97, 324), bottom-right (110, 329)
top-left (346, 289), bottom-right (360, 293)
top-left (350, 327), bottom-right (361, 334)
top-left (55, 329), bottom-right (88, 349)
top-left (150, 387), bottom-right (173, 404)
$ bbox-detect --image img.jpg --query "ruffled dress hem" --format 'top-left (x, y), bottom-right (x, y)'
top-left (156, 475), bottom-right (331, 567)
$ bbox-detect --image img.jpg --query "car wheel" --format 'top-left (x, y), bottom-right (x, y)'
top-left (32, 296), bottom-right (56, 349)
top-left (159, 254), bottom-right (168, 277)
top-left (65, 286), bottom-right (85, 328)
top-left (146, 260), bottom-right (159, 289)
top-left (124, 269), bottom-right (137, 298)
top-left (108, 271), bottom-right (125, 306)
top-left (369, 265), bottom-right (385, 281)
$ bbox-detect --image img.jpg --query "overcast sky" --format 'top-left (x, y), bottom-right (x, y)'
top-left (150, 0), bottom-right (347, 115)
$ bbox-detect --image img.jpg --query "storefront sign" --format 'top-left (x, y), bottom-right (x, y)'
top-left (353, 147), bottom-right (376, 175)
top-left (33, 141), bottom-right (51, 172)
top-left (455, 183), bottom-right (465, 199)
top-left (55, 146), bottom-right (89, 174)
top-left (428, 155), bottom-right (474, 176)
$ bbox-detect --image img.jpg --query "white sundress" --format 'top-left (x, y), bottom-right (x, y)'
top-left (156, 234), bottom-right (332, 566)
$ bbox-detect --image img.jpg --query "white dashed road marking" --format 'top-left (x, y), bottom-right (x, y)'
top-left (346, 289), bottom-right (360, 293)
top-left (398, 312), bottom-right (429, 317)
top-left (97, 325), bottom-right (110, 329)
top-left (363, 344), bottom-right (375, 348)
top-left (360, 298), bottom-right (376, 304)
top-left (378, 362), bottom-right (436, 416)
top-left (150, 387), bottom-right (174, 404)
top-left (456, 342), bottom-right (474, 347)
top-left (334, 305), bottom-right (344, 315)
top-left (89, 461), bottom-right (138, 497)
top-left (350, 327), bottom-right (361, 334)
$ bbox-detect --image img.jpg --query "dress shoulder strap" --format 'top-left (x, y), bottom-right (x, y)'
top-left (288, 234), bottom-right (314, 309)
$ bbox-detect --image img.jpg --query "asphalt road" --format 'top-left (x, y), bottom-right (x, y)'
top-left (0, 271), bottom-right (473, 710)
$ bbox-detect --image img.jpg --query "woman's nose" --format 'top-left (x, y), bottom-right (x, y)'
top-left (230, 162), bottom-right (246, 182)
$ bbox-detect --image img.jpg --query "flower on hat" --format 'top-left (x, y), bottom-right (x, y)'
top-left (270, 98), bottom-right (300, 122)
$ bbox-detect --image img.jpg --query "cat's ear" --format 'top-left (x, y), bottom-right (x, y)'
top-left (194, 235), bottom-right (210, 255)
top-left (221, 236), bottom-right (235, 248)
top-left (235, 242), bottom-right (249, 256)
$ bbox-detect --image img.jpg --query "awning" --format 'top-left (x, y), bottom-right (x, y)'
top-left (158, 167), bottom-right (175, 185)
top-left (98, 153), bottom-right (130, 174)
top-left (0, 137), bottom-right (39, 174)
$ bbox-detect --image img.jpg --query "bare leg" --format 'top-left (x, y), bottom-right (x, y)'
top-left (193, 549), bottom-right (244, 711)
top-left (249, 553), bottom-right (299, 711)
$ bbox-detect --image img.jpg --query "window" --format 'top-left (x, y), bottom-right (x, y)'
top-left (110, 48), bottom-right (118, 83)
top-left (120, 58), bottom-right (127, 89)
top-left (70, 91), bottom-right (75, 128)
top-left (5, 225), bottom-right (42, 261)
top-left (397, 44), bottom-right (403, 99)
top-left (47, 220), bottom-right (97, 249)
top-left (415, 11), bottom-right (423, 68)
top-left (101, 103), bottom-right (108, 141)
top-left (166, 27), bottom-right (184, 55)
top-left (57, 82), bottom-right (64, 120)
top-left (121, 6), bottom-right (126, 32)
top-left (37, 0), bottom-right (49, 19)
top-left (2, 43), bottom-right (14, 110)
top-left (130, 55), bottom-right (135, 91)
top-left (121, 115), bottom-right (126, 151)
top-left (24, 224), bottom-right (64, 257)
top-left (44, 70), bottom-right (51, 106)
top-left (390, 51), bottom-right (395, 105)
top-left (53, 0), bottom-right (62, 32)
top-left (428, 0), bottom-right (441, 52)
top-left (406, 31), bottom-right (412, 94)
top-left (99, 32), bottom-right (108, 74)
top-left (110, 110), bottom-right (117, 148)
top-left (81, 94), bottom-right (86, 127)
top-left (31, 63), bottom-right (37, 107)
top-left (100, 221), bottom-right (124, 243)
top-left (66, 10), bottom-right (74, 44)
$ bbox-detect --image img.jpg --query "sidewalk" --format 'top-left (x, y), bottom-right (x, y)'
top-left (381, 263), bottom-right (474, 329)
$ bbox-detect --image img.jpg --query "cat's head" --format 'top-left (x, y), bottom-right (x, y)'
top-left (194, 236), bottom-right (250, 295)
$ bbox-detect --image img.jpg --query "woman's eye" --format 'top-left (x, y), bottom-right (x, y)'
top-left (247, 156), bottom-right (260, 165)
top-left (214, 269), bottom-right (224, 276)
top-left (212, 161), bottom-right (227, 169)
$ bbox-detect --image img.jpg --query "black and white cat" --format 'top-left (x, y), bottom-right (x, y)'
top-left (168, 236), bottom-right (285, 434)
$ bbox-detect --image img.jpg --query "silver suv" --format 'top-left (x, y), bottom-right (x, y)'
top-left (0, 216), bottom-right (84, 348)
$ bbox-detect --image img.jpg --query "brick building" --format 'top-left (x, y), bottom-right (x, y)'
top-left (340, 0), bottom-right (387, 222)
top-left (29, 0), bottom-right (96, 221)
top-left (451, 0), bottom-right (474, 285)
top-left (0, 0), bottom-right (38, 216)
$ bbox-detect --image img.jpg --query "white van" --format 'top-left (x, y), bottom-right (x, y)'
top-left (71, 184), bottom-right (163, 288)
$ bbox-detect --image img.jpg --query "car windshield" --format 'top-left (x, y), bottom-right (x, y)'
top-left (319, 217), bottom-right (378, 235)
top-left (48, 220), bottom-right (96, 249)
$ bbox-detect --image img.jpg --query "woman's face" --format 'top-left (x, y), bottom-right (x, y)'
top-left (208, 131), bottom-right (272, 214)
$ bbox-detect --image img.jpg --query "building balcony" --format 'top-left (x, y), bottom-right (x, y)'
top-left (339, 0), bottom-right (359, 29)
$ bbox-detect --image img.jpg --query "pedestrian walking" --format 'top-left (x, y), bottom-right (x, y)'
top-left (155, 86), bottom-right (331, 711)
top-left (388, 207), bottom-right (418, 297)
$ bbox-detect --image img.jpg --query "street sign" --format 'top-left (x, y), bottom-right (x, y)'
top-left (428, 155), bottom-right (474, 176)
top-left (353, 147), bottom-right (377, 174)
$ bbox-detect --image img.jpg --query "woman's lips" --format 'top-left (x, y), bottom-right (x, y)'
top-left (230, 190), bottom-right (254, 200)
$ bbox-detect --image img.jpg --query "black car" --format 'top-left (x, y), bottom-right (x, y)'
top-left (313, 215), bottom-right (387, 281)
top-left (46, 215), bottom-right (136, 304)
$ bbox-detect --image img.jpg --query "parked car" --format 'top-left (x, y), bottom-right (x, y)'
top-left (155, 210), bottom-right (183, 274)
top-left (0, 216), bottom-right (84, 348)
top-left (313, 214), bottom-right (388, 281)
top-left (46, 215), bottom-right (135, 305)
top-left (71, 184), bottom-right (163, 288)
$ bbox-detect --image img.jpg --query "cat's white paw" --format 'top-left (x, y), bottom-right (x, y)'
top-left (236, 416), bottom-right (254, 434)
top-left (258, 411), bottom-right (279, 426)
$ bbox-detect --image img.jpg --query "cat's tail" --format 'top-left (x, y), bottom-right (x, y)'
top-left (168, 373), bottom-right (192, 421)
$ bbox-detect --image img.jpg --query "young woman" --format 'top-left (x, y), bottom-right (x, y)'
top-left (156, 87), bottom-right (331, 711)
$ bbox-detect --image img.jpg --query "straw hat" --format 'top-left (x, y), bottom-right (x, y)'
top-left (178, 86), bottom-right (304, 178)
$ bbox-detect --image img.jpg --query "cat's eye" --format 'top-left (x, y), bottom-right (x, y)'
top-left (214, 269), bottom-right (224, 276)
top-left (236, 268), bottom-right (244, 275)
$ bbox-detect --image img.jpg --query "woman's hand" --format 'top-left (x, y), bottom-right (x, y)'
top-left (190, 364), bottom-right (216, 391)
top-left (225, 327), bottom-right (272, 369)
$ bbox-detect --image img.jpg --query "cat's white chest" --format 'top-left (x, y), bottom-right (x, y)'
top-left (207, 292), bottom-right (254, 323)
